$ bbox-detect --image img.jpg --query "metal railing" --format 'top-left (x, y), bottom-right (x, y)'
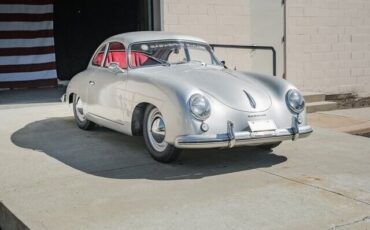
top-left (210, 44), bottom-right (277, 76)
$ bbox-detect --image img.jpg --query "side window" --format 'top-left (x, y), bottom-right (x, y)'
top-left (92, 45), bottom-right (106, 66)
top-left (104, 42), bottom-right (127, 69)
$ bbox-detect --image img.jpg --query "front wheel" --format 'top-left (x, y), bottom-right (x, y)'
top-left (143, 105), bottom-right (181, 163)
top-left (73, 94), bottom-right (96, 130)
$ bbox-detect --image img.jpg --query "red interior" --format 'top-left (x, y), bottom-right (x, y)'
top-left (94, 49), bottom-right (150, 69)
top-left (105, 50), bottom-right (127, 68)
top-left (93, 52), bottom-right (104, 66)
top-left (130, 52), bottom-right (149, 67)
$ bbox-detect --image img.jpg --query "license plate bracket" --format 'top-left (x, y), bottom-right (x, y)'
top-left (248, 119), bottom-right (277, 132)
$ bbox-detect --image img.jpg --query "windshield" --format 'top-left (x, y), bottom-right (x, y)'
top-left (129, 41), bottom-right (220, 68)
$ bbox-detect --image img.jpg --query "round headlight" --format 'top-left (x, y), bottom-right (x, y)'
top-left (286, 89), bottom-right (305, 113)
top-left (189, 94), bottom-right (211, 120)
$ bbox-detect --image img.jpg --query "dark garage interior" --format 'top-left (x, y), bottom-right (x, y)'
top-left (53, 0), bottom-right (153, 81)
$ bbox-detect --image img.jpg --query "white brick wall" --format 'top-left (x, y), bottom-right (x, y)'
top-left (286, 0), bottom-right (370, 96)
top-left (163, 0), bottom-right (252, 71)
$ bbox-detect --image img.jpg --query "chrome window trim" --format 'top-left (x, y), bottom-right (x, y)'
top-left (90, 40), bottom-right (128, 70)
top-left (127, 39), bottom-right (221, 70)
top-left (90, 43), bottom-right (108, 68)
top-left (102, 40), bottom-right (128, 70)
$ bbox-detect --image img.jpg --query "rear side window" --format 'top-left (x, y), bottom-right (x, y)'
top-left (104, 42), bottom-right (127, 69)
top-left (92, 45), bottom-right (106, 66)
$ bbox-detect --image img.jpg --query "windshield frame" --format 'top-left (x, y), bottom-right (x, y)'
top-left (127, 39), bottom-right (221, 69)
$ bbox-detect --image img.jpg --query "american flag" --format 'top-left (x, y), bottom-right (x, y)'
top-left (0, 0), bottom-right (57, 88)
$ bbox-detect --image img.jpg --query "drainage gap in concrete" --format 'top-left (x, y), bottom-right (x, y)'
top-left (0, 202), bottom-right (29, 230)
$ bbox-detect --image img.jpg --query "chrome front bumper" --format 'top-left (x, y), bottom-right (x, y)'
top-left (174, 121), bottom-right (313, 149)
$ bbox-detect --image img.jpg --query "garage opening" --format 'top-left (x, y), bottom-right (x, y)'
top-left (54, 0), bottom-right (160, 81)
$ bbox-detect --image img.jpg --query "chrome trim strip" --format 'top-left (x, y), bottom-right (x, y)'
top-left (243, 90), bottom-right (256, 109)
top-left (87, 112), bottom-right (128, 126)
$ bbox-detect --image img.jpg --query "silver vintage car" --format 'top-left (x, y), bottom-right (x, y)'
top-left (65, 31), bottom-right (312, 163)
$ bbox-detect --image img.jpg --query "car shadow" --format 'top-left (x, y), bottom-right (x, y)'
top-left (11, 117), bottom-right (287, 180)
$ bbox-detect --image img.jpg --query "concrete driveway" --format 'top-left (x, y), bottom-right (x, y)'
top-left (0, 103), bottom-right (370, 229)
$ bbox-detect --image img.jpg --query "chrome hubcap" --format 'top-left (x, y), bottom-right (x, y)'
top-left (75, 97), bottom-right (86, 121)
top-left (151, 117), bottom-right (166, 143)
top-left (147, 108), bottom-right (168, 152)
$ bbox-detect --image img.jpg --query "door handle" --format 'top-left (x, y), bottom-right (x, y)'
top-left (89, 80), bottom-right (95, 86)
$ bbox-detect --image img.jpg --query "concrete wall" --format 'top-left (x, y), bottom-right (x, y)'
top-left (286, 0), bottom-right (370, 96)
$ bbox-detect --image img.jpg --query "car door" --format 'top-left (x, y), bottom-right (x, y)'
top-left (87, 41), bottom-right (128, 125)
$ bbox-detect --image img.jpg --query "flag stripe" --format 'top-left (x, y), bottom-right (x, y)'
top-left (0, 4), bottom-right (53, 14)
top-left (0, 1), bottom-right (57, 87)
top-left (0, 62), bottom-right (56, 73)
top-left (0, 45), bottom-right (54, 56)
top-left (0, 53), bottom-right (55, 65)
top-left (0, 30), bottom-right (53, 39)
top-left (0, 69), bottom-right (56, 81)
top-left (0, 37), bottom-right (54, 48)
top-left (0, 21), bottom-right (53, 31)
top-left (0, 13), bottom-right (53, 22)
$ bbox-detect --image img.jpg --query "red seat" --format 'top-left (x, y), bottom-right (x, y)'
top-left (103, 50), bottom-right (150, 69)
top-left (105, 51), bottom-right (127, 69)
top-left (131, 52), bottom-right (149, 67)
top-left (93, 52), bottom-right (104, 66)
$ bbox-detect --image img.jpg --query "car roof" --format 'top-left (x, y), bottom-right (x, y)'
top-left (104, 31), bottom-right (208, 47)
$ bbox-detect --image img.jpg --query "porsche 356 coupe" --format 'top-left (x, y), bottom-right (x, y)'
top-left (64, 31), bottom-right (312, 163)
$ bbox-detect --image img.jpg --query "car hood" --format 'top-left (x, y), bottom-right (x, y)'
top-left (147, 64), bottom-right (272, 112)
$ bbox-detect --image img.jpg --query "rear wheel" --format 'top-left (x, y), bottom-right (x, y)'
top-left (258, 142), bottom-right (281, 150)
top-left (73, 94), bottom-right (96, 130)
top-left (143, 105), bottom-right (181, 163)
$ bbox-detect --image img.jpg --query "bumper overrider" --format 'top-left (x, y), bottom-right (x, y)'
top-left (174, 118), bottom-right (313, 149)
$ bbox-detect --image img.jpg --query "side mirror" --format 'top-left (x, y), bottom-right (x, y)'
top-left (220, 60), bottom-right (228, 69)
top-left (108, 62), bottom-right (125, 74)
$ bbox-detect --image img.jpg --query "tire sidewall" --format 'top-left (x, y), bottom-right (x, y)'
top-left (73, 94), bottom-right (95, 130)
top-left (143, 105), bottom-right (180, 163)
